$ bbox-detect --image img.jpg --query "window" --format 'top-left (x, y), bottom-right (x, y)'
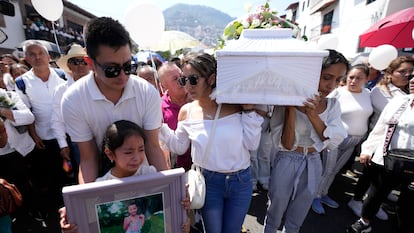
top-left (302, 1), bottom-right (305, 11)
top-left (307, 0), bottom-right (310, 7)
top-left (321, 10), bottom-right (333, 34)
top-left (366, 0), bottom-right (376, 4)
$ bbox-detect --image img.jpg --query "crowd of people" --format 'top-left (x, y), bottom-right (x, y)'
top-left (0, 15), bottom-right (413, 233)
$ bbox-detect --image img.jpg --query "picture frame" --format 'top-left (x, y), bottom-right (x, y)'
top-left (62, 168), bottom-right (186, 233)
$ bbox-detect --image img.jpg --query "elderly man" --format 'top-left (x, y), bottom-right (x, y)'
top-left (158, 62), bottom-right (192, 170)
top-left (15, 40), bottom-right (69, 233)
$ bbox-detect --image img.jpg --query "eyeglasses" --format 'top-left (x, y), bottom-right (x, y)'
top-left (395, 69), bottom-right (414, 76)
top-left (68, 58), bottom-right (87, 66)
top-left (94, 60), bottom-right (138, 78)
top-left (178, 74), bottom-right (200, 86)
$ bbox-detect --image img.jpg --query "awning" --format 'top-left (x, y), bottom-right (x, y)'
top-left (311, 0), bottom-right (337, 14)
top-left (285, 2), bottom-right (299, 11)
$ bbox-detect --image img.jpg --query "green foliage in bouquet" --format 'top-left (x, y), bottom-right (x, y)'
top-left (0, 95), bottom-right (15, 120)
top-left (217, 1), bottom-right (301, 49)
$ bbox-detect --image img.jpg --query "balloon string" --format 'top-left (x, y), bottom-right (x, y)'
top-left (52, 21), bottom-right (62, 54)
top-left (149, 52), bottom-right (164, 94)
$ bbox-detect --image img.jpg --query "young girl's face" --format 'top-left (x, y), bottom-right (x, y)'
top-left (108, 134), bottom-right (146, 178)
top-left (128, 204), bottom-right (138, 216)
top-left (318, 63), bottom-right (348, 98)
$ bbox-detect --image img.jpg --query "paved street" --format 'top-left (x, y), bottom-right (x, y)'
top-left (243, 172), bottom-right (396, 233)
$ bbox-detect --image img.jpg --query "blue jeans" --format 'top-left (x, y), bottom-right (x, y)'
top-left (201, 167), bottom-right (252, 233)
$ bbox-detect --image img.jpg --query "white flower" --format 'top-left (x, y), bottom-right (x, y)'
top-left (241, 18), bottom-right (250, 28)
top-left (251, 18), bottom-right (261, 28)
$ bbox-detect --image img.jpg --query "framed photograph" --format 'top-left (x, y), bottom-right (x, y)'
top-left (62, 168), bottom-right (186, 233)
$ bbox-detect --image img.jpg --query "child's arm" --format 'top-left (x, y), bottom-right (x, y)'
top-left (123, 216), bottom-right (131, 231)
top-left (139, 214), bottom-right (145, 227)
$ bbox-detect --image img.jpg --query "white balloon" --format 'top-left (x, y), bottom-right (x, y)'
top-left (368, 44), bottom-right (398, 71)
top-left (124, 1), bottom-right (165, 49)
top-left (317, 34), bottom-right (338, 50)
top-left (32, 0), bottom-right (63, 21)
top-left (412, 27), bottom-right (414, 41)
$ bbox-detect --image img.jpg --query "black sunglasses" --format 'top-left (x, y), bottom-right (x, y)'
top-left (178, 74), bottom-right (200, 86)
top-left (95, 60), bottom-right (138, 78)
top-left (68, 58), bottom-right (87, 66)
top-left (408, 74), bottom-right (414, 81)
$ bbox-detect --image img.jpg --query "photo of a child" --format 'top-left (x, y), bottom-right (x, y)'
top-left (124, 202), bottom-right (145, 233)
top-left (96, 193), bottom-right (165, 233)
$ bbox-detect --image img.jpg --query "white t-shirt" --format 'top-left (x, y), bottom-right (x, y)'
top-left (96, 165), bottom-right (157, 181)
top-left (61, 73), bottom-right (162, 151)
top-left (330, 87), bottom-right (373, 136)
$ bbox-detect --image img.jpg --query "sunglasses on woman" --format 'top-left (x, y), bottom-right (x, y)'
top-left (68, 58), bottom-right (87, 66)
top-left (178, 74), bottom-right (200, 86)
top-left (95, 60), bottom-right (138, 78)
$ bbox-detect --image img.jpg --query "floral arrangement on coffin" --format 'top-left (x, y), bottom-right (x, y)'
top-left (217, 1), bottom-right (302, 48)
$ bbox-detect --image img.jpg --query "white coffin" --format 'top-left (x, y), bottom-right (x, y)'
top-left (213, 29), bottom-right (329, 105)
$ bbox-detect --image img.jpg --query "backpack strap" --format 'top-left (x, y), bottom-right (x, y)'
top-left (15, 68), bottom-right (66, 94)
top-left (53, 68), bottom-right (67, 80)
top-left (15, 76), bottom-right (26, 94)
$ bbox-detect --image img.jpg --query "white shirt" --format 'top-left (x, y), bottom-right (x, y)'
top-left (330, 87), bottom-right (373, 136)
top-left (3, 73), bottom-right (15, 91)
top-left (270, 98), bottom-right (347, 152)
top-left (62, 73), bottom-right (162, 151)
top-left (95, 165), bottom-right (157, 182)
top-left (160, 110), bottom-right (263, 172)
top-left (51, 73), bottom-right (88, 148)
top-left (16, 68), bottom-right (67, 140)
top-left (362, 94), bottom-right (414, 166)
top-left (0, 89), bottom-right (35, 156)
top-left (370, 83), bottom-right (407, 129)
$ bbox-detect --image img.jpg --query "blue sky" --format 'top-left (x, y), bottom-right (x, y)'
top-left (67, 0), bottom-right (296, 21)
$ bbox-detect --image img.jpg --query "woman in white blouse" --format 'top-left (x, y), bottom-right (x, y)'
top-left (347, 56), bottom-right (414, 220)
top-left (347, 73), bottom-right (414, 233)
top-left (160, 52), bottom-right (263, 233)
top-left (312, 64), bottom-right (373, 214)
top-left (263, 50), bottom-right (348, 233)
top-left (369, 56), bottom-right (412, 129)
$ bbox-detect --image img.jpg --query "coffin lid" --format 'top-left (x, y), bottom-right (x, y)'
top-left (216, 28), bottom-right (328, 57)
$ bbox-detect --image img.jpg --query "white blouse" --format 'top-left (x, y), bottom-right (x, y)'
top-left (160, 111), bottom-right (263, 173)
top-left (370, 83), bottom-right (407, 129)
top-left (270, 98), bottom-right (347, 152)
top-left (95, 165), bottom-right (157, 182)
top-left (361, 94), bottom-right (414, 166)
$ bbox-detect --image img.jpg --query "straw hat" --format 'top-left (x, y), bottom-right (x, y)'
top-left (57, 44), bottom-right (86, 72)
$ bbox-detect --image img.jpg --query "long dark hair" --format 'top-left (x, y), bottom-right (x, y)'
top-left (322, 49), bottom-right (349, 73)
